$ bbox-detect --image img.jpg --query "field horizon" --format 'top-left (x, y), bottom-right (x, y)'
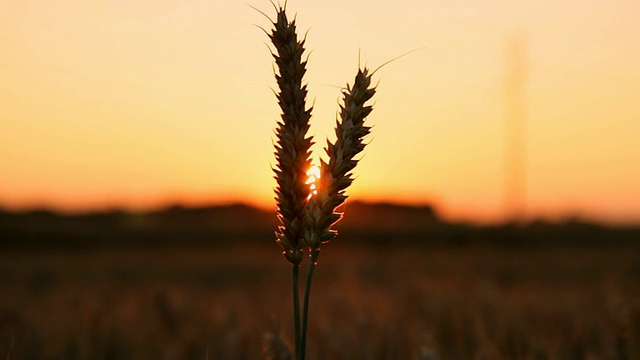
top-left (2, 200), bottom-right (639, 252)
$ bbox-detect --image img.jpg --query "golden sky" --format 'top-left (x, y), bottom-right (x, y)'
top-left (1, 0), bottom-right (639, 223)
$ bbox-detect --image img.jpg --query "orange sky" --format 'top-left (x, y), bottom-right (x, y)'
top-left (1, 1), bottom-right (639, 224)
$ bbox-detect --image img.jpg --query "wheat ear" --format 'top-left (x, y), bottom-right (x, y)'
top-left (267, 5), bottom-right (314, 358)
top-left (270, 5), bottom-right (314, 266)
top-left (298, 68), bottom-right (375, 359)
top-left (265, 4), bottom-right (377, 359)
top-left (263, 331), bottom-right (293, 360)
top-left (304, 68), bottom-right (375, 249)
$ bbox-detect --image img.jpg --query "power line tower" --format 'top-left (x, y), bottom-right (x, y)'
top-left (503, 33), bottom-right (528, 222)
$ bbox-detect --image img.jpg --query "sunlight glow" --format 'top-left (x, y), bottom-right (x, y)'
top-left (306, 165), bottom-right (321, 199)
top-left (1, 1), bottom-right (639, 223)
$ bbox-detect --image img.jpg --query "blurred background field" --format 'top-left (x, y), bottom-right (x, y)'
top-left (1, 203), bottom-right (639, 359)
top-left (2, 1), bottom-right (640, 358)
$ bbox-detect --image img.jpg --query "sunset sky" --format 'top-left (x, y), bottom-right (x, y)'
top-left (1, 0), bottom-right (639, 224)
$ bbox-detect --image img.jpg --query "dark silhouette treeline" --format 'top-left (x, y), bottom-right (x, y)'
top-left (0, 201), bottom-right (638, 250)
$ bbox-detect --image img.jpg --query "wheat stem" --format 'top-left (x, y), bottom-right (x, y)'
top-left (299, 249), bottom-right (319, 360)
top-left (266, 6), bottom-right (314, 360)
top-left (264, 5), bottom-right (376, 360)
top-left (292, 264), bottom-right (301, 357)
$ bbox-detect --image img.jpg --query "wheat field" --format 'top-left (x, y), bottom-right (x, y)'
top-left (1, 240), bottom-right (638, 359)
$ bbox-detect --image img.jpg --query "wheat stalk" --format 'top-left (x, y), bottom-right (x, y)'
top-left (269, 4), bottom-right (314, 267)
top-left (297, 67), bottom-right (375, 358)
top-left (265, 4), bottom-right (314, 357)
top-left (304, 68), bottom-right (375, 249)
top-left (263, 4), bottom-right (375, 359)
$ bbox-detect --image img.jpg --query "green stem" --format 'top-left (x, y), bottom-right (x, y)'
top-left (299, 249), bottom-right (320, 360)
top-left (293, 264), bottom-right (301, 359)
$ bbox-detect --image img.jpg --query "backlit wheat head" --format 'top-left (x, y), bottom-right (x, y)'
top-left (269, 5), bottom-right (375, 259)
top-left (304, 69), bottom-right (375, 249)
top-left (265, 5), bottom-right (376, 359)
top-left (270, 5), bottom-right (314, 265)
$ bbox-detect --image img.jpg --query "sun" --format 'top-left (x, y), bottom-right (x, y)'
top-left (306, 165), bottom-right (321, 199)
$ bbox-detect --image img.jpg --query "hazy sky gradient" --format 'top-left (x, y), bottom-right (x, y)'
top-left (1, 0), bottom-right (639, 223)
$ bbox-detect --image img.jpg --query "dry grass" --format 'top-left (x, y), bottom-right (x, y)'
top-left (1, 243), bottom-right (639, 359)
